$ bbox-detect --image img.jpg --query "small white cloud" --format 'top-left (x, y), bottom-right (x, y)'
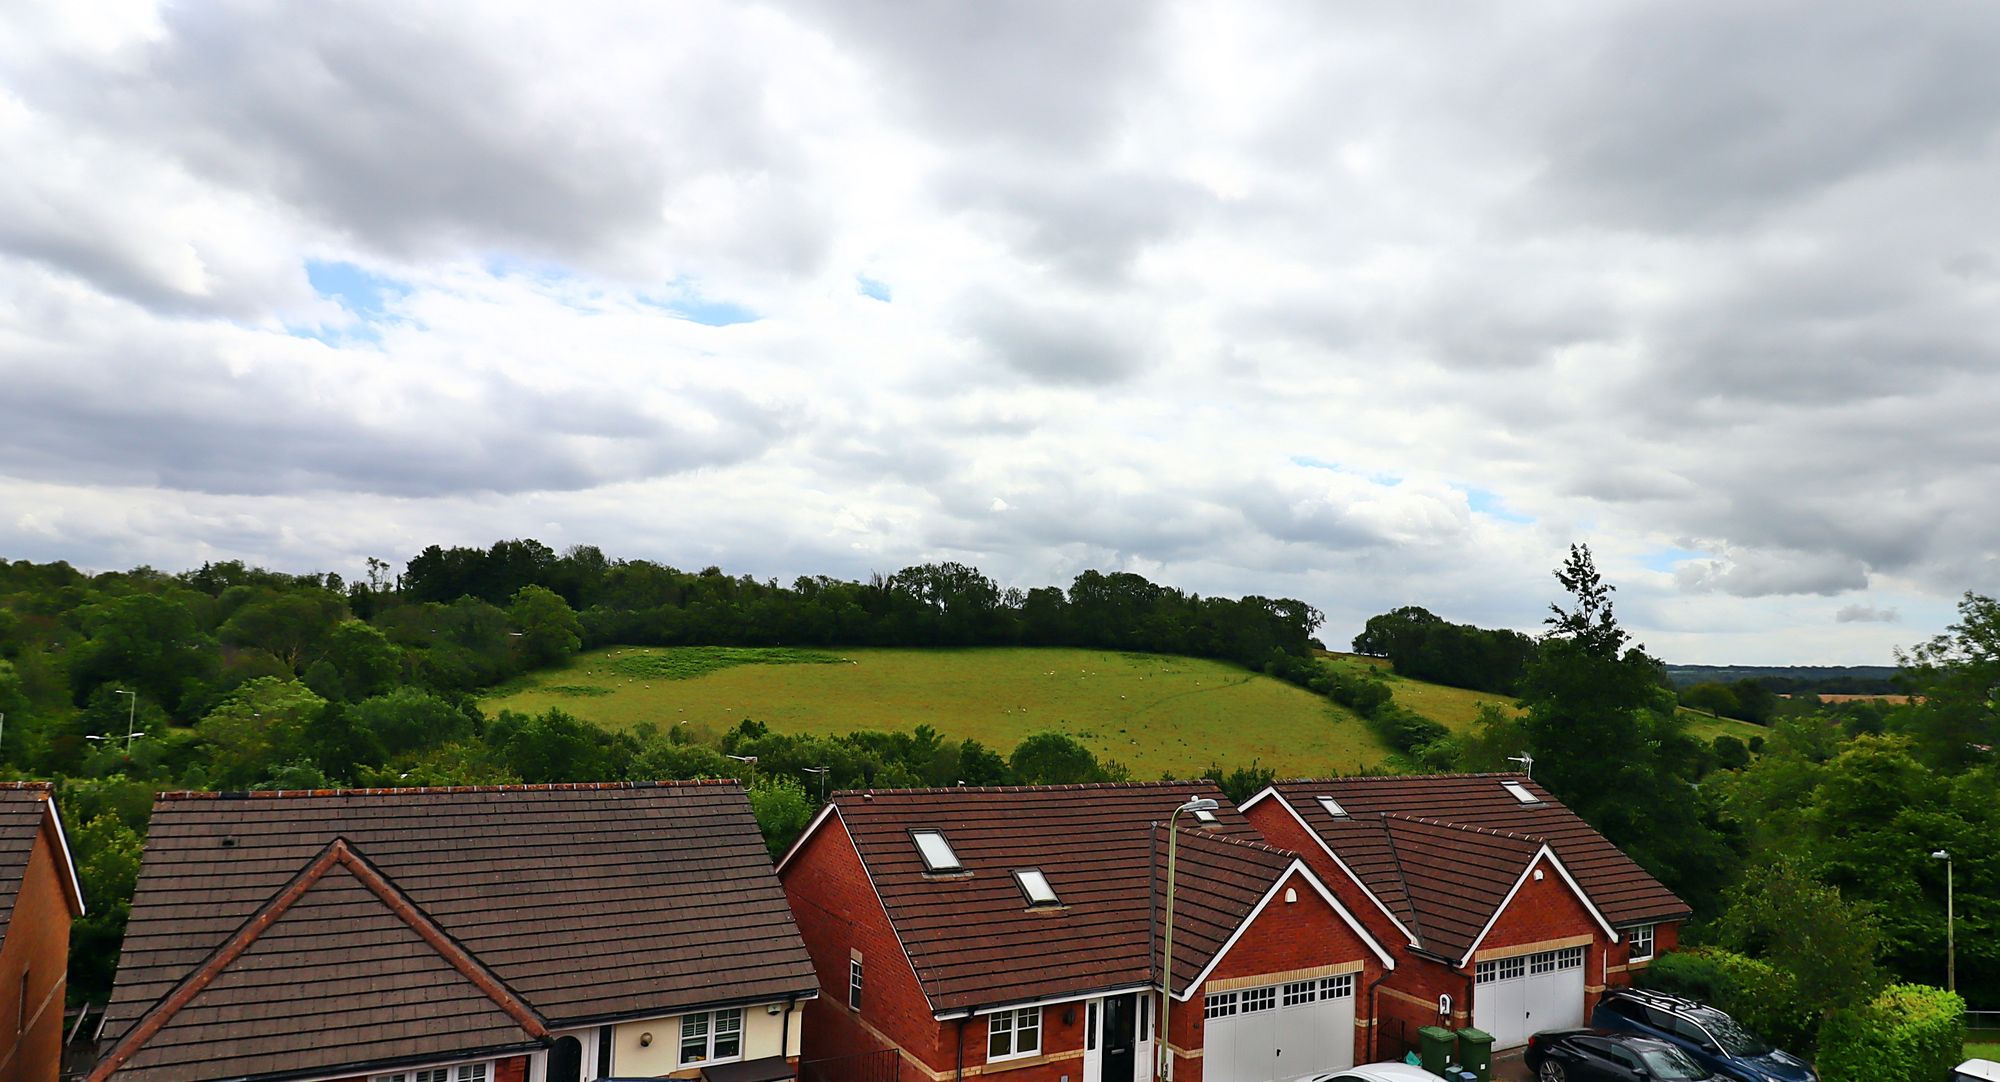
top-left (989, 497), bottom-right (1011, 512)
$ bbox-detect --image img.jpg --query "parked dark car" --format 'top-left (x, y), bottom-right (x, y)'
top-left (1525, 1030), bottom-right (1712, 1082)
top-left (1592, 988), bottom-right (1816, 1082)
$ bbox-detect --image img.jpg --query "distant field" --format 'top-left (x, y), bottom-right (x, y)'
top-left (1319, 652), bottom-right (1768, 745)
top-left (483, 646), bottom-right (1392, 777)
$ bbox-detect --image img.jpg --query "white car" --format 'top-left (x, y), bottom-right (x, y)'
top-left (1298, 1064), bottom-right (1452, 1082)
top-left (1953, 1059), bottom-right (2000, 1082)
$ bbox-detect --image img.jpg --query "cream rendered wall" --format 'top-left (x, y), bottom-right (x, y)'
top-left (611, 1000), bottom-right (807, 1078)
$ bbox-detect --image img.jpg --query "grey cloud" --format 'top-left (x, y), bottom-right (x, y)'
top-left (933, 165), bottom-right (1213, 282)
top-left (781, 0), bottom-right (1161, 153)
top-left (957, 291), bottom-right (1153, 386)
top-left (4, 2), bottom-right (816, 279)
top-left (1519, 1), bottom-right (2000, 230)
top-left (1675, 550), bottom-right (1868, 597)
top-left (1835, 603), bottom-right (1899, 624)
top-left (0, 330), bottom-right (788, 498)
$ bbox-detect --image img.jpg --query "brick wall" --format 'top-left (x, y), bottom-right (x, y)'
top-left (0, 811), bottom-right (74, 1082)
top-left (783, 815), bottom-right (946, 1076)
top-left (494, 1054), bottom-right (529, 1082)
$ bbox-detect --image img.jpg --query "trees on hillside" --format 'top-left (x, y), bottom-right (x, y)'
top-left (1351, 605), bottom-right (1535, 694)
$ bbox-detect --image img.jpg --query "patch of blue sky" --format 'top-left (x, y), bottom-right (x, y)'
top-left (857, 274), bottom-right (892, 302)
top-left (1290, 456), bottom-right (1401, 486)
top-left (638, 276), bottom-right (761, 326)
top-left (306, 259), bottom-right (408, 319)
top-left (1456, 485), bottom-right (1535, 524)
top-left (1638, 546), bottom-right (1707, 571)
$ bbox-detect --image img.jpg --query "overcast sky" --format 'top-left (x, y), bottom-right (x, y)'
top-left (3, 1), bottom-right (1996, 664)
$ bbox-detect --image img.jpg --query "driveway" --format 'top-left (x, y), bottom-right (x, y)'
top-left (1493, 1046), bottom-right (1531, 1082)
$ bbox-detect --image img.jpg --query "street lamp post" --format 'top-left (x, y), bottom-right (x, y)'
top-left (113, 689), bottom-right (137, 743)
top-left (1932, 849), bottom-right (1955, 993)
top-left (802, 766), bottom-right (830, 802)
top-left (1159, 796), bottom-right (1219, 1082)
top-left (726, 754), bottom-right (758, 785)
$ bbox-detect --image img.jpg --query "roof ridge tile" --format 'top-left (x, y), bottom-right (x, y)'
top-left (153, 779), bottom-right (737, 800)
top-left (834, 780), bottom-right (1218, 798)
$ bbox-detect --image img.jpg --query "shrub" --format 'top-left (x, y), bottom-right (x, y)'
top-left (1816, 984), bottom-right (1964, 1082)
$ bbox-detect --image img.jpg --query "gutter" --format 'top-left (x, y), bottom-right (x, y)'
top-left (1366, 967), bottom-right (1394, 1062)
top-left (955, 1016), bottom-right (966, 1082)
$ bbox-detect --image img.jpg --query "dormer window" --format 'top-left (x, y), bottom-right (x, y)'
top-left (1014, 868), bottom-right (1059, 906)
top-left (912, 830), bottom-right (963, 872)
top-left (1317, 796), bottom-right (1348, 819)
top-left (1502, 781), bottom-right (1541, 805)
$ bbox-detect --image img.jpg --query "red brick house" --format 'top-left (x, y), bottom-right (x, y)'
top-left (776, 783), bottom-right (1394, 1082)
top-left (1240, 774), bottom-right (1688, 1054)
top-left (93, 781), bottom-right (819, 1082)
top-left (0, 782), bottom-right (86, 1082)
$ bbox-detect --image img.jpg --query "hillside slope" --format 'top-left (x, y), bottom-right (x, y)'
top-left (482, 646), bottom-right (1393, 777)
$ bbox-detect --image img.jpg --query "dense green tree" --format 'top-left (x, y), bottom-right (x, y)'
top-left (348, 687), bottom-right (474, 757)
top-left (68, 812), bottom-right (142, 999)
top-left (1893, 591), bottom-right (2000, 770)
top-left (508, 585), bottom-right (583, 666)
top-left (1510, 545), bottom-right (1735, 908)
top-left (748, 775), bottom-right (814, 859)
top-left (195, 678), bottom-right (327, 788)
top-left (1681, 681), bottom-right (1742, 718)
top-left (484, 708), bottom-right (625, 783)
top-left (1009, 731), bottom-right (1109, 784)
top-left (67, 593), bottom-right (219, 713)
top-left (1714, 857), bottom-right (1887, 1024)
top-left (321, 621), bottom-right (403, 700)
top-left (218, 590), bottom-right (344, 672)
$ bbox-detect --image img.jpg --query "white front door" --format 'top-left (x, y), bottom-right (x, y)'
top-left (1201, 976), bottom-right (1357, 1082)
top-left (1474, 947), bottom-right (1586, 1049)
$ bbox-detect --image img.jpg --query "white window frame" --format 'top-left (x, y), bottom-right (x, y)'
top-left (1629, 924), bottom-right (1656, 962)
top-left (1317, 795), bottom-right (1348, 819)
top-left (679, 1007), bottom-right (746, 1067)
top-left (1205, 991), bottom-right (1239, 1019)
top-left (373, 1063), bottom-right (489, 1082)
top-left (1502, 781), bottom-right (1541, 805)
top-left (850, 957), bottom-right (865, 1010)
top-left (987, 1006), bottom-right (1043, 1061)
top-left (1014, 868), bottom-right (1060, 906)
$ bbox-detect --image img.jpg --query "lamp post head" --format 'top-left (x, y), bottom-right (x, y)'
top-left (1932, 849), bottom-right (1950, 861)
top-left (1176, 797), bottom-right (1219, 814)
top-left (727, 754), bottom-right (758, 764)
top-left (113, 689), bottom-right (133, 696)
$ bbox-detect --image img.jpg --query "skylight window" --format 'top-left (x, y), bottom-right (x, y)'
top-left (1502, 781), bottom-right (1542, 805)
top-left (1317, 796), bottom-right (1349, 819)
top-left (1014, 868), bottom-right (1059, 906)
top-left (912, 830), bottom-right (963, 872)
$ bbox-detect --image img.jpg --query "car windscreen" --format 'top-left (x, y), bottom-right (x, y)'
top-left (1695, 1011), bottom-right (1772, 1057)
top-left (1639, 1045), bottom-right (1712, 1080)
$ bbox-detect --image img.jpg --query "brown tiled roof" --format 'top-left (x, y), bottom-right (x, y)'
top-left (104, 781), bottom-right (817, 1058)
top-left (1262, 775), bottom-right (1689, 948)
top-left (0, 782), bottom-right (80, 937)
top-left (92, 839), bottom-right (548, 1082)
top-left (0, 783), bottom-right (52, 940)
top-left (1378, 815), bottom-right (1543, 960)
top-left (815, 782), bottom-right (1312, 1012)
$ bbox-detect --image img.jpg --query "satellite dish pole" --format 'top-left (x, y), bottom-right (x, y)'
top-left (1507, 752), bottom-right (1535, 779)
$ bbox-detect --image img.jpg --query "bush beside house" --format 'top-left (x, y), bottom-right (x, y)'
top-left (1816, 984), bottom-right (1964, 1082)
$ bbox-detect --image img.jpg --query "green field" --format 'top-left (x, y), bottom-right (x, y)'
top-left (1320, 652), bottom-right (1769, 745)
top-left (483, 646), bottom-right (1391, 777)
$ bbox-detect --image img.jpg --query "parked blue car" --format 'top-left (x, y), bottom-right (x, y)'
top-left (1592, 989), bottom-right (1815, 1082)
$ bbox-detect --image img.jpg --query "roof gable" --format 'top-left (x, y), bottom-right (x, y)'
top-left (93, 838), bottom-right (547, 1082)
top-left (105, 782), bottom-right (816, 1042)
top-left (0, 782), bottom-right (84, 939)
top-left (1266, 775), bottom-right (1687, 947)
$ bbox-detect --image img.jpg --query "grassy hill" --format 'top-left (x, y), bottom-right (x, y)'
top-left (1320, 652), bottom-right (1769, 745)
top-left (482, 645), bottom-right (1771, 778)
top-left (482, 646), bottom-right (1393, 778)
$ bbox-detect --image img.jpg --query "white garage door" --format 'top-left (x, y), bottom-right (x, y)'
top-left (1473, 947), bottom-right (1586, 1049)
top-left (1203, 975), bottom-right (1356, 1082)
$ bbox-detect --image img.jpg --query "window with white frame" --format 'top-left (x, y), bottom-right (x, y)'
top-left (1205, 991), bottom-right (1239, 1019)
top-left (680, 1008), bottom-right (745, 1066)
top-left (1319, 974), bottom-right (1354, 999)
top-left (850, 957), bottom-right (864, 1010)
top-left (1629, 924), bottom-right (1656, 961)
top-left (1282, 980), bottom-right (1317, 1007)
top-left (988, 1006), bottom-right (1042, 1060)
top-left (373, 1064), bottom-right (487, 1082)
top-left (1241, 986), bottom-right (1277, 1013)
